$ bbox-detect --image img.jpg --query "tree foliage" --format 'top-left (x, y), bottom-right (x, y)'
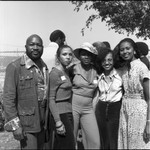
top-left (70, 1), bottom-right (150, 39)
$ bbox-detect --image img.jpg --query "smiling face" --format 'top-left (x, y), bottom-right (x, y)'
top-left (25, 35), bottom-right (43, 61)
top-left (119, 41), bottom-right (135, 61)
top-left (79, 49), bottom-right (92, 65)
top-left (58, 47), bottom-right (73, 67)
top-left (102, 52), bottom-right (114, 72)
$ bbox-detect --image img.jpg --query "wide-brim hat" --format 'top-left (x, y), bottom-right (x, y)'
top-left (73, 42), bottom-right (98, 60)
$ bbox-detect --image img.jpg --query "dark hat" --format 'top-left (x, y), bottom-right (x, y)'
top-left (73, 42), bottom-right (98, 60)
top-left (136, 42), bottom-right (149, 56)
top-left (92, 41), bottom-right (107, 57)
top-left (102, 41), bottom-right (111, 49)
top-left (96, 47), bottom-right (112, 62)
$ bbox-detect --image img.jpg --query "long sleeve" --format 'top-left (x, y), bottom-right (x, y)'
top-left (48, 70), bottom-right (61, 123)
top-left (3, 63), bottom-right (18, 122)
top-left (3, 62), bottom-right (21, 131)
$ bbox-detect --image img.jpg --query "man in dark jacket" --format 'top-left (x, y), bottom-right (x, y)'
top-left (3, 34), bottom-right (50, 149)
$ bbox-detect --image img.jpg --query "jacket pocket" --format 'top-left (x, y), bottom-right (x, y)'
top-left (18, 107), bottom-right (35, 128)
top-left (19, 73), bottom-right (33, 89)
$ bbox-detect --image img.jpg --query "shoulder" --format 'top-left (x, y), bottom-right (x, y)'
top-left (49, 42), bottom-right (59, 47)
top-left (50, 67), bottom-right (60, 77)
top-left (71, 61), bottom-right (81, 74)
top-left (50, 67), bottom-right (66, 79)
top-left (49, 68), bottom-right (62, 84)
top-left (4, 57), bottom-right (22, 78)
top-left (6, 57), bottom-right (21, 69)
top-left (113, 68), bottom-right (122, 80)
top-left (45, 42), bottom-right (59, 50)
top-left (132, 59), bottom-right (147, 70)
top-left (131, 59), bottom-right (150, 78)
top-left (140, 57), bottom-right (150, 69)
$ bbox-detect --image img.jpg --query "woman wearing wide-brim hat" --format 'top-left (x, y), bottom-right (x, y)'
top-left (70, 42), bottom-right (100, 149)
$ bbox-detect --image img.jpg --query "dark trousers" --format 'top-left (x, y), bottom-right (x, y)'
top-left (53, 112), bottom-right (76, 149)
top-left (20, 129), bottom-right (45, 150)
top-left (95, 100), bottom-right (122, 149)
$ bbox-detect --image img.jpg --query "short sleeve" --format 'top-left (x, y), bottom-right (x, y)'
top-left (139, 62), bottom-right (150, 81)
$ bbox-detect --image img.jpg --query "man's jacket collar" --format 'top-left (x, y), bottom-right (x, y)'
top-left (20, 53), bottom-right (48, 70)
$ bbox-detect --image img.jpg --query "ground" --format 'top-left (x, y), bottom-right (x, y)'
top-left (0, 130), bottom-right (84, 150)
top-left (0, 131), bottom-right (20, 150)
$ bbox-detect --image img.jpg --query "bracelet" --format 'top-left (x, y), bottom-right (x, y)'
top-left (56, 123), bottom-right (63, 129)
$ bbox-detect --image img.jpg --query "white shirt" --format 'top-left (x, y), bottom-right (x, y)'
top-left (42, 42), bottom-right (59, 72)
top-left (98, 68), bottom-right (123, 102)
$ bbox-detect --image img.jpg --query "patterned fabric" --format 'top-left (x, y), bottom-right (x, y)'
top-left (118, 59), bottom-right (150, 149)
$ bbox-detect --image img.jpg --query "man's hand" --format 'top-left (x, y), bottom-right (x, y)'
top-left (13, 127), bottom-right (25, 141)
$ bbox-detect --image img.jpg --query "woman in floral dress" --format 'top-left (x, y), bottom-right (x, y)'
top-left (114, 38), bottom-right (150, 149)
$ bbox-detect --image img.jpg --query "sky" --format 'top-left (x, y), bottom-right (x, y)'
top-left (0, 1), bottom-right (150, 52)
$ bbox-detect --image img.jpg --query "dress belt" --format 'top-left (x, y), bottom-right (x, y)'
top-left (123, 93), bottom-right (143, 99)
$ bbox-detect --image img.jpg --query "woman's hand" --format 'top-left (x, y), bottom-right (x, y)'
top-left (56, 121), bottom-right (66, 136)
top-left (143, 121), bottom-right (150, 143)
top-left (13, 127), bottom-right (25, 141)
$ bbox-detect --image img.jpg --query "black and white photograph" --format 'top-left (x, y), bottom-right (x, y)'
top-left (0, 1), bottom-right (150, 149)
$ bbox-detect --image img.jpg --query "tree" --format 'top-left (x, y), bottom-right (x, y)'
top-left (70, 1), bottom-right (150, 39)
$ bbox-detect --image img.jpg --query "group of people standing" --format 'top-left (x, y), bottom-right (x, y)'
top-left (2, 29), bottom-right (150, 150)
